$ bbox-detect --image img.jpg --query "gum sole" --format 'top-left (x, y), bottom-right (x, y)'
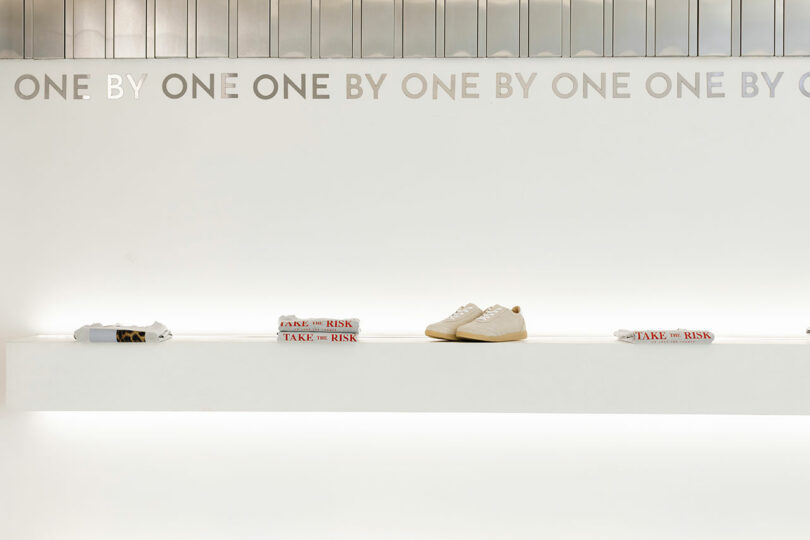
top-left (425, 329), bottom-right (459, 341)
top-left (455, 330), bottom-right (528, 342)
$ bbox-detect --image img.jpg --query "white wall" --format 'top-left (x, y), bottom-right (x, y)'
top-left (3, 60), bottom-right (809, 358)
top-left (2, 59), bottom-right (810, 356)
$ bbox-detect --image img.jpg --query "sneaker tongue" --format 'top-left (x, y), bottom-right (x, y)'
top-left (465, 303), bottom-right (480, 310)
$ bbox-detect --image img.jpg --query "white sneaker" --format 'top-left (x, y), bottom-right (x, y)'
top-left (425, 303), bottom-right (484, 340)
top-left (456, 305), bottom-right (527, 342)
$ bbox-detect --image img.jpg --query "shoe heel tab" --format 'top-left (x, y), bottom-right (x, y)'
top-left (512, 306), bottom-right (521, 313)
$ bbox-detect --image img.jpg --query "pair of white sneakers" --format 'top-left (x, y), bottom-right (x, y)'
top-left (426, 304), bottom-right (528, 342)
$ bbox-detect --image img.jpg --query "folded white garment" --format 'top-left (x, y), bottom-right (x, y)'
top-left (614, 329), bottom-right (714, 344)
top-left (278, 331), bottom-right (359, 343)
top-left (74, 322), bottom-right (172, 343)
top-left (278, 315), bottom-right (360, 334)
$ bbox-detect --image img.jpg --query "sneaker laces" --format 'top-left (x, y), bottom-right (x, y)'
top-left (446, 305), bottom-right (473, 320)
top-left (477, 306), bottom-right (503, 322)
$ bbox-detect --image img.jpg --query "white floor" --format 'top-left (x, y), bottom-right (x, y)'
top-left (1, 412), bottom-right (809, 539)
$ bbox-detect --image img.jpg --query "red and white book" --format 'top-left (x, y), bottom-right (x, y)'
top-left (614, 329), bottom-right (715, 344)
top-left (278, 332), bottom-right (359, 343)
top-left (278, 315), bottom-right (360, 334)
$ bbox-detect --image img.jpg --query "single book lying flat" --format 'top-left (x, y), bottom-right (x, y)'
top-left (278, 315), bottom-right (360, 334)
top-left (278, 332), bottom-right (359, 343)
top-left (614, 329), bottom-right (715, 344)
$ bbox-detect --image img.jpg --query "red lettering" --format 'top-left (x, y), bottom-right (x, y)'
top-left (329, 333), bottom-right (358, 342)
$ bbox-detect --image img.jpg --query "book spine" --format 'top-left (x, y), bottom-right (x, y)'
top-left (278, 318), bottom-right (360, 333)
top-left (620, 330), bottom-right (715, 344)
top-left (278, 332), bottom-right (359, 343)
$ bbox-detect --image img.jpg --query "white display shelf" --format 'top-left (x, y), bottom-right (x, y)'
top-left (6, 336), bottom-right (810, 413)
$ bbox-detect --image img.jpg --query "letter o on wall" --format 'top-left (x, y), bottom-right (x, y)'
top-left (646, 72), bottom-right (672, 99)
top-left (401, 73), bottom-right (427, 99)
top-left (162, 74), bottom-right (188, 99)
top-left (551, 73), bottom-right (577, 99)
top-left (799, 72), bottom-right (810, 98)
top-left (253, 75), bottom-right (279, 100)
top-left (15, 75), bottom-right (40, 100)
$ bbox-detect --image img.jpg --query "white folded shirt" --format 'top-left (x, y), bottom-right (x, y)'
top-left (614, 329), bottom-right (715, 344)
top-left (74, 322), bottom-right (173, 343)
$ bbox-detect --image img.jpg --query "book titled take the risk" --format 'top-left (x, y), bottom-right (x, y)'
top-left (278, 316), bottom-right (360, 334)
top-left (278, 332), bottom-right (358, 343)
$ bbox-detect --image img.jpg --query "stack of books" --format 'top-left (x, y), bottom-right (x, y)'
top-left (278, 315), bottom-right (360, 343)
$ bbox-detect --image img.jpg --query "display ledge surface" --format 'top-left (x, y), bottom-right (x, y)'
top-left (6, 336), bottom-right (810, 413)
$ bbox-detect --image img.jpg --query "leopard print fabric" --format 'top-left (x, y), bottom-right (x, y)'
top-left (116, 330), bottom-right (146, 342)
